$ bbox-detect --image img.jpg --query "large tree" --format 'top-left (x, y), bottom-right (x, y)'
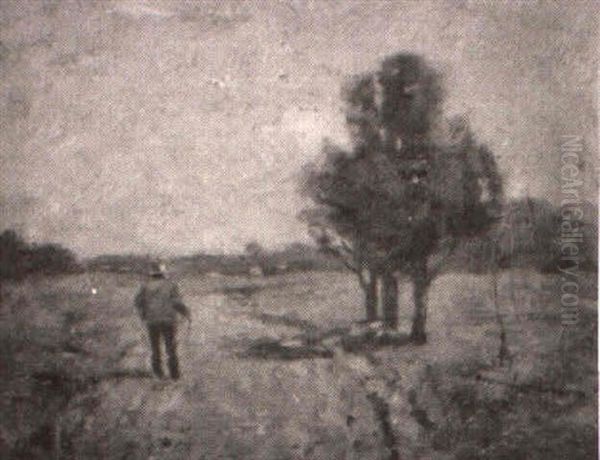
top-left (300, 53), bottom-right (503, 343)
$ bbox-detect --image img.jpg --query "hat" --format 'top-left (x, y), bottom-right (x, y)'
top-left (149, 262), bottom-right (167, 277)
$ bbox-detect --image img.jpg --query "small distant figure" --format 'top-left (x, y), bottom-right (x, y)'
top-left (134, 262), bottom-right (191, 380)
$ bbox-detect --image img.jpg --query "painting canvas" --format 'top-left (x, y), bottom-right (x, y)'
top-left (1, 1), bottom-right (597, 458)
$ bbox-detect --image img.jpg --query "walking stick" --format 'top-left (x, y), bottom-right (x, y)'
top-left (186, 316), bottom-right (192, 345)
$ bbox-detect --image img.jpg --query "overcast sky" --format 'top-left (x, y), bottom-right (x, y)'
top-left (1, 0), bottom-right (597, 257)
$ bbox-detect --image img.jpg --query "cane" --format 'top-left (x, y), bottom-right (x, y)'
top-left (182, 314), bottom-right (193, 361)
top-left (185, 316), bottom-right (192, 344)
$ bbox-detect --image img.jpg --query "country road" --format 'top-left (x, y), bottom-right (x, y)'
top-left (74, 276), bottom-right (394, 459)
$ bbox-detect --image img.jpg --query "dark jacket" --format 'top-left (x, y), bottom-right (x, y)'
top-left (134, 278), bottom-right (189, 324)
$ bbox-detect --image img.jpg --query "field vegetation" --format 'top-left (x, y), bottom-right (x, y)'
top-left (1, 269), bottom-right (596, 458)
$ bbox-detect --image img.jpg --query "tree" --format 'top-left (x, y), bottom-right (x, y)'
top-left (0, 229), bottom-right (79, 279)
top-left (299, 205), bottom-right (380, 322)
top-left (300, 53), bottom-right (503, 343)
top-left (0, 229), bottom-right (28, 279)
top-left (244, 241), bottom-right (264, 259)
top-left (25, 243), bottom-right (79, 274)
top-left (244, 241), bottom-right (273, 275)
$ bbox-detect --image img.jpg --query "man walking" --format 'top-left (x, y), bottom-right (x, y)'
top-left (134, 263), bottom-right (191, 380)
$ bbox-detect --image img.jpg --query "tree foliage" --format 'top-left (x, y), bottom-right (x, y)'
top-left (0, 230), bottom-right (79, 279)
top-left (299, 53), bottom-right (504, 341)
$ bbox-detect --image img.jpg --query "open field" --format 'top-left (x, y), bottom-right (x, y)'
top-left (1, 269), bottom-right (597, 459)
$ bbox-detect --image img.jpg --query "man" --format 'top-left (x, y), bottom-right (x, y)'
top-left (134, 262), bottom-right (190, 380)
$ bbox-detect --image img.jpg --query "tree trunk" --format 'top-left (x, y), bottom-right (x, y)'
top-left (410, 261), bottom-right (430, 344)
top-left (364, 273), bottom-right (378, 322)
top-left (491, 243), bottom-right (508, 366)
top-left (382, 271), bottom-right (399, 329)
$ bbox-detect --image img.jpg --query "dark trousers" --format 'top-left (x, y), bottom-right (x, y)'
top-left (148, 322), bottom-right (180, 379)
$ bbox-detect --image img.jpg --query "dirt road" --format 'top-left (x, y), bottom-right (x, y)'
top-left (75, 277), bottom-right (392, 459)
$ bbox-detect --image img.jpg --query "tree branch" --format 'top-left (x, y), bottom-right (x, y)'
top-left (340, 239), bottom-right (355, 256)
top-left (320, 243), bottom-right (359, 274)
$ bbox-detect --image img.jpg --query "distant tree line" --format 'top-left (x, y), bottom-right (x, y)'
top-left (175, 242), bottom-right (344, 276)
top-left (450, 197), bottom-right (597, 274)
top-left (85, 242), bottom-right (343, 276)
top-left (85, 254), bottom-right (157, 275)
top-left (0, 230), bottom-right (80, 280)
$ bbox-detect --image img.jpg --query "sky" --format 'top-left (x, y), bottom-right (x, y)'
top-left (1, 0), bottom-right (597, 257)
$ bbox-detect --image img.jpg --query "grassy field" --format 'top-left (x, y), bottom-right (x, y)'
top-left (1, 269), bottom-right (597, 459)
